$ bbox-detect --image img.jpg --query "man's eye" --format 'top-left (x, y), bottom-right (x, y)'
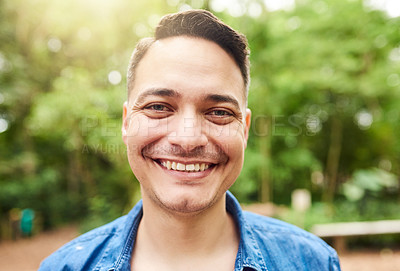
top-left (209, 110), bottom-right (232, 116)
top-left (206, 109), bottom-right (235, 125)
top-left (145, 104), bottom-right (171, 111)
top-left (142, 103), bottom-right (173, 119)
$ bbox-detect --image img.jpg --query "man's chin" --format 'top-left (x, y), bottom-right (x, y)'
top-left (154, 193), bottom-right (217, 215)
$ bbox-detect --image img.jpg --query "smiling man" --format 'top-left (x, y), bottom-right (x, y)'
top-left (40, 10), bottom-right (341, 271)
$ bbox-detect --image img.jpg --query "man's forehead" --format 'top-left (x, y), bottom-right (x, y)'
top-left (130, 36), bottom-right (246, 106)
top-left (146, 36), bottom-right (234, 67)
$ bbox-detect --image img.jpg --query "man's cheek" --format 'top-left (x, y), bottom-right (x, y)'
top-left (126, 143), bottom-right (140, 157)
top-left (127, 117), bottom-right (165, 137)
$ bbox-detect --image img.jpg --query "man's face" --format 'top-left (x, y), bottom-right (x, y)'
top-left (122, 37), bottom-right (251, 214)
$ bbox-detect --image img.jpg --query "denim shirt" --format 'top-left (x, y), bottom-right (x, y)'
top-left (39, 191), bottom-right (341, 271)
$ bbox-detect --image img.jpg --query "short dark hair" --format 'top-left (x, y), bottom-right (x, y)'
top-left (127, 9), bottom-right (250, 99)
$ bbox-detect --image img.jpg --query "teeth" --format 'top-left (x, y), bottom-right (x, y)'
top-left (159, 160), bottom-right (211, 172)
top-left (177, 163), bottom-right (185, 171)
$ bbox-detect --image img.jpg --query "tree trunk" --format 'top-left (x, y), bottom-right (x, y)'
top-left (323, 117), bottom-right (343, 203)
top-left (259, 117), bottom-right (272, 203)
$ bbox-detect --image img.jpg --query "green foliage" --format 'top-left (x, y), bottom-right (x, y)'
top-left (342, 168), bottom-right (398, 201)
top-left (224, 0), bottom-right (400, 204)
top-left (279, 198), bottom-right (400, 231)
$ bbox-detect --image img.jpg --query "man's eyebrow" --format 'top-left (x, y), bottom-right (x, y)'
top-left (135, 88), bottom-right (181, 104)
top-left (205, 94), bottom-right (241, 111)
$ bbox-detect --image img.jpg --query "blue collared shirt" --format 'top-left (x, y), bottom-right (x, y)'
top-left (39, 191), bottom-right (341, 270)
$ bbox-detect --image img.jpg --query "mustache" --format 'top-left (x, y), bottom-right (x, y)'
top-left (142, 144), bottom-right (228, 162)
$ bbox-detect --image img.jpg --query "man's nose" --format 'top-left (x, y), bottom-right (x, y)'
top-left (167, 113), bottom-right (208, 152)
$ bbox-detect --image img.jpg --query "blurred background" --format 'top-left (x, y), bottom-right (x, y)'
top-left (0, 0), bottom-right (399, 269)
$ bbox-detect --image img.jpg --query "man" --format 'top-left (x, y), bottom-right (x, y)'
top-left (40, 10), bottom-right (341, 271)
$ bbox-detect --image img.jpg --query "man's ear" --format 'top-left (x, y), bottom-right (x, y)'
top-left (244, 108), bottom-right (251, 148)
top-left (122, 101), bottom-right (129, 145)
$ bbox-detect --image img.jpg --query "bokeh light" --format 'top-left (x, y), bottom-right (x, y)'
top-left (0, 118), bottom-right (8, 133)
top-left (108, 70), bottom-right (122, 85)
top-left (355, 110), bottom-right (373, 130)
top-left (47, 38), bottom-right (62, 53)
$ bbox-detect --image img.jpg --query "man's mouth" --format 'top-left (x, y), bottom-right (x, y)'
top-left (153, 159), bottom-right (215, 172)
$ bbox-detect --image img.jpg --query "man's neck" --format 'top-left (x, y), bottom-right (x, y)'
top-left (131, 193), bottom-right (239, 271)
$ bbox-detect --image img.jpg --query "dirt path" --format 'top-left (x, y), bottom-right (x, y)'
top-left (340, 249), bottom-right (400, 271)
top-left (0, 225), bottom-right (399, 271)
top-left (0, 225), bottom-right (79, 271)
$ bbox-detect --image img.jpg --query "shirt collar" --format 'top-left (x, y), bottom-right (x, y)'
top-left (105, 200), bottom-right (143, 271)
top-left (108, 192), bottom-right (269, 271)
top-left (226, 191), bottom-right (269, 271)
